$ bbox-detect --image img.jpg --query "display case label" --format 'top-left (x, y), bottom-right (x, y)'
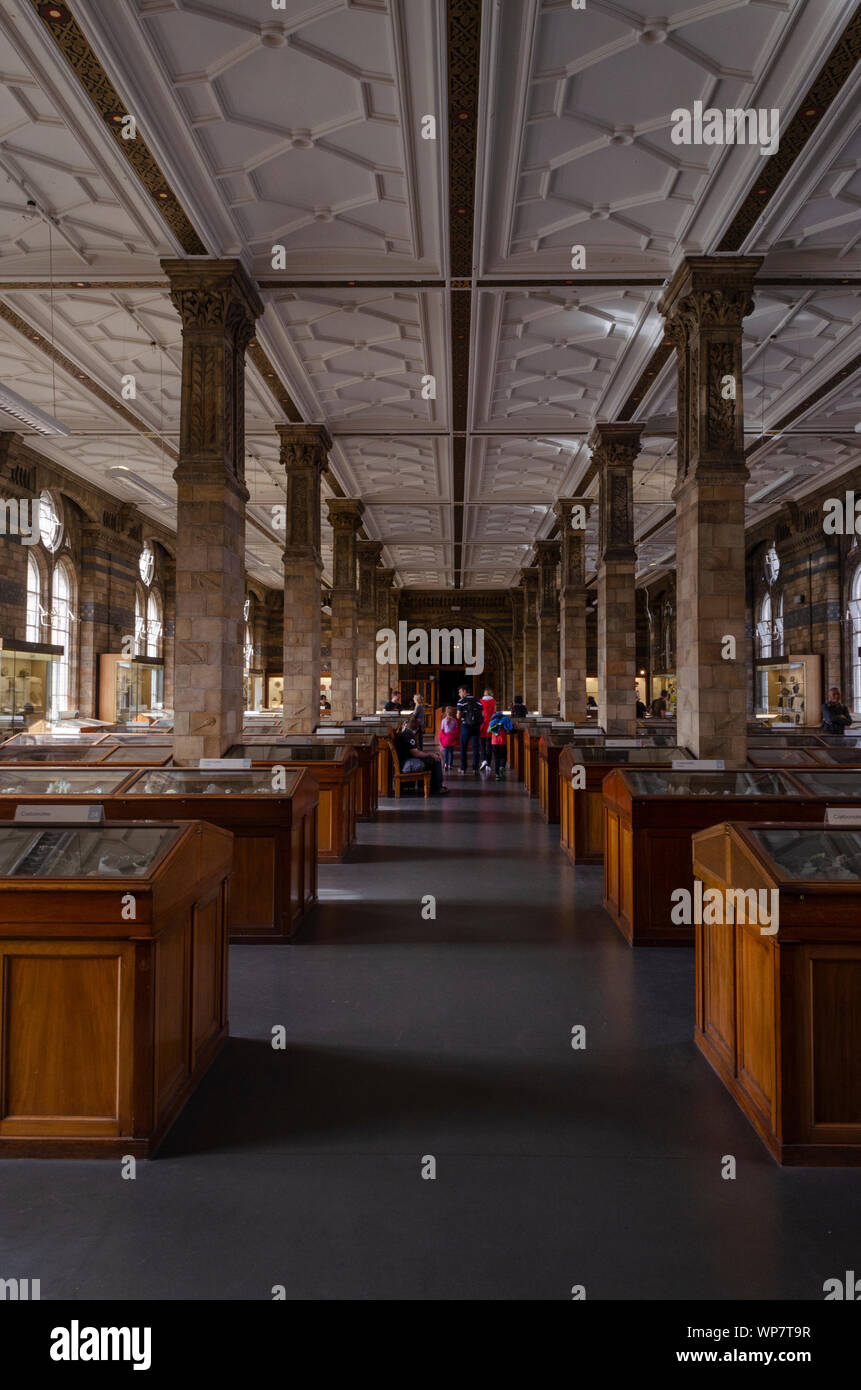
top-left (674, 759), bottom-right (725, 770)
top-left (14, 804), bottom-right (104, 824)
top-left (825, 806), bottom-right (861, 826)
top-left (199, 758), bottom-right (251, 770)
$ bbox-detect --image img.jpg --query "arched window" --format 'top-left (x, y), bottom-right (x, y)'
top-left (134, 586), bottom-right (147, 656)
top-left (850, 566), bottom-right (861, 711)
top-left (243, 596), bottom-right (254, 672)
top-left (146, 590), bottom-right (163, 658)
top-left (26, 553), bottom-right (42, 641)
top-left (38, 492), bottom-right (62, 553)
top-left (756, 544), bottom-right (784, 659)
top-left (50, 557), bottom-right (75, 714)
top-left (757, 592), bottom-right (772, 658)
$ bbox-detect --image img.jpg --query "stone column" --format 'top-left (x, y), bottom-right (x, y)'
top-left (535, 539), bottom-right (560, 715)
top-left (357, 540), bottom-right (383, 714)
top-left (327, 498), bottom-right (364, 722)
top-left (554, 498), bottom-right (590, 720)
top-left (509, 586), bottom-right (524, 707)
top-left (519, 566), bottom-right (539, 712)
top-left (375, 567), bottom-right (398, 704)
top-left (77, 523), bottom-right (113, 719)
top-left (279, 424), bottom-right (331, 733)
top-left (162, 258), bottom-right (262, 762)
top-left (591, 422), bottom-right (643, 736)
top-left (659, 256), bottom-right (761, 760)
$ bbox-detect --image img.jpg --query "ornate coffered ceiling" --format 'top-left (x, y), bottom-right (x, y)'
top-left (0, 0), bottom-right (857, 595)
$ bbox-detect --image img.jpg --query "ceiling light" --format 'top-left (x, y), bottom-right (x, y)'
top-left (106, 467), bottom-right (172, 508)
top-left (0, 382), bottom-right (70, 436)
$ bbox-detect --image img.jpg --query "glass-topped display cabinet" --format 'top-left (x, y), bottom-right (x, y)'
top-left (2, 730), bottom-right (106, 746)
top-left (0, 767), bottom-right (134, 799)
top-left (557, 744), bottom-right (692, 865)
top-left (0, 744), bottom-right (109, 764)
top-left (538, 733), bottom-right (680, 824)
top-left (692, 820), bottom-right (861, 1165)
top-left (98, 654), bottom-right (165, 724)
top-left (0, 823), bottom-right (176, 878)
top-left (789, 770), bottom-right (861, 799)
top-left (224, 743), bottom-right (357, 861)
top-left (754, 654), bottom-right (821, 726)
top-left (0, 640), bottom-right (61, 729)
top-left (746, 747), bottom-right (819, 767)
top-left (98, 745), bottom-right (173, 766)
top-left (602, 768), bottom-right (823, 948)
top-left (114, 767), bottom-right (318, 942)
top-left (809, 745), bottom-right (861, 766)
top-left (0, 819), bottom-right (233, 1158)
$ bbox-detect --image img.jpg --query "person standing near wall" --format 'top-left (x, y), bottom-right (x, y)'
top-left (457, 684), bottom-right (483, 775)
top-left (412, 692), bottom-right (426, 748)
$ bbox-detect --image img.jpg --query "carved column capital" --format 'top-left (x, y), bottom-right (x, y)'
top-left (589, 422), bottom-right (642, 564)
top-left (278, 425), bottom-right (330, 562)
top-left (535, 539), bottom-right (560, 615)
top-left (659, 256), bottom-right (761, 486)
top-left (326, 498), bottom-right (364, 593)
top-left (357, 540), bottom-right (383, 616)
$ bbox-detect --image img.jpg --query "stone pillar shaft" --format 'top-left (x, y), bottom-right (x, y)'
top-left (591, 422), bottom-right (643, 736)
top-left (659, 256), bottom-right (762, 760)
top-left (555, 499), bottom-right (590, 720)
top-left (536, 539), bottom-right (560, 715)
top-left (375, 568), bottom-right (398, 704)
top-left (520, 568), bottom-right (539, 712)
top-left (357, 540), bottom-right (382, 715)
top-left (279, 424), bottom-right (331, 733)
top-left (327, 498), bottom-right (364, 722)
top-left (162, 258), bottom-right (262, 763)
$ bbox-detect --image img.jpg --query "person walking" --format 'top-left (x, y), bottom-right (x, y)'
top-left (456, 684), bottom-right (483, 775)
top-left (478, 687), bottom-right (497, 772)
top-left (488, 711), bottom-right (513, 780)
top-left (438, 705), bottom-right (459, 773)
top-left (822, 687), bottom-right (853, 735)
top-left (412, 692), bottom-right (426, 748)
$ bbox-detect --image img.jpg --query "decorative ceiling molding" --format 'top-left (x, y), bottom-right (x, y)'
top-left (28, 0), bottom-right (206, 254)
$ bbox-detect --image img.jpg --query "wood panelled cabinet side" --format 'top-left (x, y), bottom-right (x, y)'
top-left (224, 747), bottom-right (359, 862)
top-left (600, 767), bottom-right (824, 948)
top-left (692, 820), bottom-right (861, 1165)
top-left (0, 819), bottom-right (233, 1159)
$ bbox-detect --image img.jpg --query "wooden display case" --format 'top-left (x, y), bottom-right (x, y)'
top-left (0, 745), bottom-right (111, 764)
top-left (98, 654), bottom-right (165, 724)
top-left (0, 820), bottom-right (232, 1158)
top-left (602, 767), bottom-right (823, 947)
top-left (754, 654), bottom-right (822, 726)
top-left (522, 721), bottom-right (555, 798)
top-left (225, 744), bottom-right (358, 862)
top-left (115, 768), bottom-right (318, 943)
top-left (692, 821), bottom-right (861, 1164)
top-left (558, 744), bottom-right (692, 865)
top-left (539, 731), bottom-right (673, 824)
top-left (809, 745), bottom-right (861, 767)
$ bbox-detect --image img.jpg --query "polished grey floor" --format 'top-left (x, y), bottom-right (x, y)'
top-left (2, 771), bottom-right (859, 1301)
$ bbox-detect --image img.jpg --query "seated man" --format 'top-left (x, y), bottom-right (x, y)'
top-left (394, 719), bottom-right (447, 795)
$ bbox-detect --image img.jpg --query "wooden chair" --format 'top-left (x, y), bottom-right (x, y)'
top-left (388, 733), bottom-right (431, 799)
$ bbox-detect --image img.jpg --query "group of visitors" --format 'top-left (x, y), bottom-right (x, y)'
top-left (635, 686), bottom-right (671, 719)
top-left (391, 685), bottom-right (515, 795)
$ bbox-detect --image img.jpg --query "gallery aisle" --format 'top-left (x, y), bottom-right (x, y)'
top-left (2, 775), bottom-right (859, 1300)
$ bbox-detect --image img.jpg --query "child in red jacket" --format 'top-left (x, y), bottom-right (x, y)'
top-left (438, 705), bottom-right (459, 773)
top-left (479, 688), bottom-right (497, 772)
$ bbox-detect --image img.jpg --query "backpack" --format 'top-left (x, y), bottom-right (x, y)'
top-left (461, 696), bottom-right (483, 731)
top-left (488, 713), bottom-right (513, 735)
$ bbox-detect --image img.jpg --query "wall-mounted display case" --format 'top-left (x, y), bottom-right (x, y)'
top-left (693, 821), bottom-right (861, 1164)
top-left (266, 674), bottom-right (284, 710)
top-left (602, 768), bottom-right (823, 947)
top-left (557, 744), bottom-right (692, 866)
top-left (244, 670), bottom-right (264, 711)
top-left (115, 768), bottom-right (318, 943)
top-left (0, 820), bottom-right (232, 1157)
top-left (0, 641), bottom-right (62, 729)
top-left (225, 743), bottom-right (358, 861)
top-left (99, 655), bottom-right (165, 724)
top-left (649, 674), bottom-right (676, 712)
top-left (754, 654), bottom-right (821, 726)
